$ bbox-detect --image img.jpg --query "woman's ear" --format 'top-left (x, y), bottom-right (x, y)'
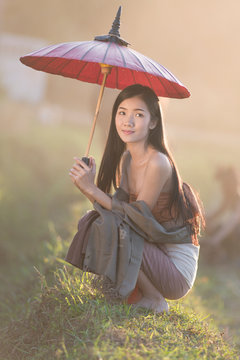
top-left (149, 119), bottom-right (157, 130)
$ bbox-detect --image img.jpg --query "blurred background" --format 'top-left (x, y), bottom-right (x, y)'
top-left (0, 0), bottom-right (240, 347)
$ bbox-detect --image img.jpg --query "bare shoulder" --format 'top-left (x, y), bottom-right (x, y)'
top-left (147, 151), bottom-right (172, 175)
top-left (136, 151), bottom-right (173, 208)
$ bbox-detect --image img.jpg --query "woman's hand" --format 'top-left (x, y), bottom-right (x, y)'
top-left (69, 156), bottom-right (112, 210)
top-left (69, 156), bottom-right (96, 195)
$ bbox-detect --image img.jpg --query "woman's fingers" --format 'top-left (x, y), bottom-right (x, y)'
top-left (69, 170), bottom-right (77, 184)
top-left (69, 162), bottom-right (88, 181)
top-left (72, 164), bottom-right (84, 171)
top-left (70, 156), bottom-right (96, 191)
top-left (69, 168), bottom-right (79, 176)
top-left (69, 173), bottom-right (76, 183)
top-left (73, 157), bottom-right (89, 170)
top-left (71, 157), bottom-right (90, 175)
top-left (90, 157), bottom-right (96, 173)
top-left (72, 156), bottom-right (96, 173)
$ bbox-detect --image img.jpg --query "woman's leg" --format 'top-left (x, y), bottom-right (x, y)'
top-left (135, 269), bottom-right (169, 313)
top-left (131, 241), bottom-right (190, 311)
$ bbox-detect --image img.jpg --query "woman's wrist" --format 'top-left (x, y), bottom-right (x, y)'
top-left (79, 184), bottom-right (96, 203)
top-left (87, 184), bottom-right (112, 210)
top-left (82, 183), bottom-right (97, 197)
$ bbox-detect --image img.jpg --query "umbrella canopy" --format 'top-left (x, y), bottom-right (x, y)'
top-left (20, 7), bottom-right (190, 100)
top-left (20, 6), bottom-right (190, 157)
top-left (20, 40), bottom-right (189, 99)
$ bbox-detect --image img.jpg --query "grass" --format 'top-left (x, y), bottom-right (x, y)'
top-left (0, 265), bottom-right (239, 360)
top-left (0, 231), bottom-right (239, 360)
top-left (194, 260), bottom-right (240, 349)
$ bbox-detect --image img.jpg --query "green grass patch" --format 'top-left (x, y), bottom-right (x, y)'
top-left (194, 261), bottom-right (240, 350)
top-left (0, 264), bottom-right (238, 360)
top-left (0, 232), bottom-right (238, 360)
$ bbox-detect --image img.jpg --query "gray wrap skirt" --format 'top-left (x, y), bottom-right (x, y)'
top-left (141, 241), bottom-right (190, 300)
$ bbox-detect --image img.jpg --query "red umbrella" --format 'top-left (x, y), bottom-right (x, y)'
top-left (20, 6), bottom-right (190, 159)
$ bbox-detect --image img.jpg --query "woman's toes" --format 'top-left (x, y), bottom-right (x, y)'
top-left (133, 297), bottom-right (152, 309)
top-left (155, 299), bottom-right (169, 314)
top-left (134, 296), bottom-right (169, 313)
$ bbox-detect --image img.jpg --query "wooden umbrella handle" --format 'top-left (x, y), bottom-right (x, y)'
top-left (84, 65), bottom-right (112, 159)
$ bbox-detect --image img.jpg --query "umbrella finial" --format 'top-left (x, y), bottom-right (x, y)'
top-left (94, 6), bottom-right (130, 46)
top-left (109, 6), bottom-right (121, 37)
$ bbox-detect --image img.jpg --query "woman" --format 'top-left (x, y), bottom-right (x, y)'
top-left (69, 84), bottom-right (204, 313)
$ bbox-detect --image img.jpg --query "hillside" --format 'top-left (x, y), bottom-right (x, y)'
top-left (0, 244), bottom-right (239, 360)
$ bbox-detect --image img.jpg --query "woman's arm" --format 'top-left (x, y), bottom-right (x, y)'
top-left (69, 157), bottom-right (112, 210)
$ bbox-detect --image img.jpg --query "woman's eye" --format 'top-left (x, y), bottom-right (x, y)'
top-left (136, 113), bottom-right (144, 117)
top-left (118, 111), bottom-right (125, 115)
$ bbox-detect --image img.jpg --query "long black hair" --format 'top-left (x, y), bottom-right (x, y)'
top-left (97, 84), bottom-right (204, 242)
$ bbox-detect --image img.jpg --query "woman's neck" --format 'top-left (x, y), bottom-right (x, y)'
top-left (127, 143), bottom-right (154, 166)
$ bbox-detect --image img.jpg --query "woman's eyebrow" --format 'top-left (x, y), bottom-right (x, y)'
top-left (135, 108), bottom-right (145, 112)
top-left (118, 106), bottom-right (145, 111)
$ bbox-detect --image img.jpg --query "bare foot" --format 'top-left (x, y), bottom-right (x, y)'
top-left (134, 296), bottom-right (169, 314)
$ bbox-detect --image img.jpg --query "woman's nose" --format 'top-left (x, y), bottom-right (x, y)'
top-left (123, 115), bottom-right (134, 127)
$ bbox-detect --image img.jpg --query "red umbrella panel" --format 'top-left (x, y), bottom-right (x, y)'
top-left (20, 6), bottom-right (190, 158)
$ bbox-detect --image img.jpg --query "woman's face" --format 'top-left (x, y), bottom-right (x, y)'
top-left (115, 96), bottom-right (155, 146)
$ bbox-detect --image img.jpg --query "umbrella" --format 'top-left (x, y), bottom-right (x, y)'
top-left (20, 6), bottom-right (190, 161)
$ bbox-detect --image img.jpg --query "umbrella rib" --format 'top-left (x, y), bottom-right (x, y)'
top-left (138, 53), bottom-right (172, 80)
top-left (31, 43), bottom-right (64, 57)
top-left (127, 50), bottom-right (183, 97)
top-left (101, 41), bottom-right (113, 64)
top-left (48, 43), bottom-right (83, 58)
top-left (35, 56), bottom-right (81, 77)
top-left (115, 45), bottom-right (127, 67)
top-left (75, 61), bottom-right (89, 79)
top-left (27, 53), bottom-right (59, 70)
top-left (96, 66), bottom-right (102, 83)
top-left (128, 50), bottom-right (148, 72)
top-left (134, 64), bottom-right (177, 98)
top-left (129, 64), bottom-right (161, 93)
top-left (26, 45), bottom-right (81, 73)
top-left (130, 69), bottom-right (137, 84)
top-left (140, 71), bottom-right (158, 91)
top-left (135, 55), bottom-right (181, 96)
top-left (37, 41), bottom-right (103, 62)
top-left (125, 50), bottom-right (176, 95)
top-left (152, 60), bottom-right (179, 83)
top-left (143, 56), bottom-right (167, 78)
top-left (80, 41), bottom-right (105, 61)
top-left (149, 70), bottom-right (179, 97)
top-left (29, 42), bottom-right (83, 65)
top-left (157, 74), bottom-right (183, 98)
top-left (116, 66), bottom-right (119, 88)
top-left (167, 82), bottom-right (183, 98)
top-left (36, 56), bottom-right (65, 73)
top-left (142, 72), bottom-right (156, 89)
top-left (57, 43), bottom-right (89, 58)
top-left (51, 58), bottom-right (75, 74)
top-left (143, 57), bottom-right (183, 97)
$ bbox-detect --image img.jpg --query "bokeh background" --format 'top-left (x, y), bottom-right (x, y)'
top-left (0, 0), bottom-right (240, 348)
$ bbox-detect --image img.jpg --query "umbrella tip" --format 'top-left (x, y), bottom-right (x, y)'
top-left (109, 6), bottom-right (122, 37)
top-left (94, 6), bottom-right (129, 46)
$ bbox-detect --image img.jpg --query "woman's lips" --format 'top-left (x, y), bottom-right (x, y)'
top-left (122, 130), bottom-right (134, 135)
